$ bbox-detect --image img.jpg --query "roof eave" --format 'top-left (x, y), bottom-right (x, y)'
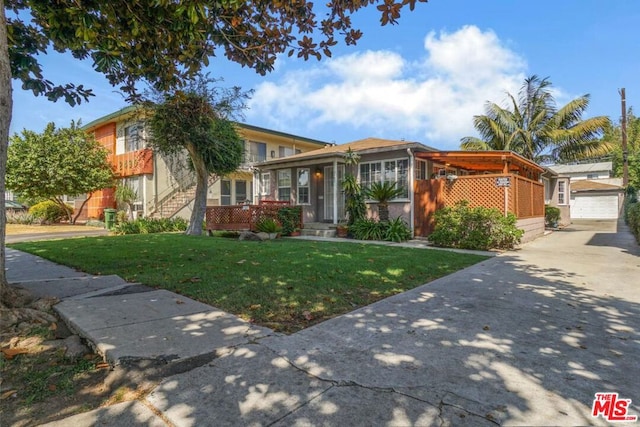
top-left (82, 105), bottom-right (140, 131)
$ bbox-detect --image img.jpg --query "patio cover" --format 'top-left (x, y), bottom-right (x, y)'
top-left (415, 151), bottom-right (544, 179)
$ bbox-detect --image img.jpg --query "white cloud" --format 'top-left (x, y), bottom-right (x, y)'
top-left (247, 25), bottom-right (528, 149)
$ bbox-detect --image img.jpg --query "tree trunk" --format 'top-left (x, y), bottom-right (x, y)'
top-left (0, 0), bottom-right (14, 299)
top-left (54, 197), bottom-right (74, 224)
top-left (378, 202), bottom-right (390, 222)
top-left (185, 144), bottom-right (207, 236)
top-left (73, 194), bottom-right (93, 224)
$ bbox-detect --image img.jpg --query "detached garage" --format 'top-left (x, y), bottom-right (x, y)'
top-left (569, 180), bottom-right (624, 219)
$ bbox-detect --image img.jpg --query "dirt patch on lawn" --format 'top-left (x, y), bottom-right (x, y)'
top-left (0, 292), bottom-right (157, 426)
top-left (6, 224), bottom-right (102, 235)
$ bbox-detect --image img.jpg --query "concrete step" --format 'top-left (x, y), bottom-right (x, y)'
top-left (54, 290), bottom-right (273, 365)
top-left (300, 229), bottom-right (337, 238)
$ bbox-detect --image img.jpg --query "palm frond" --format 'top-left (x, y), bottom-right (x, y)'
top-left (460, 137), bottom-right (491, 151)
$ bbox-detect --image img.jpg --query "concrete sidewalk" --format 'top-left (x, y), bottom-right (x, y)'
top-left (7, 220), bottom-right (640, 426)
top-left (7, 248), bottom-right (273, 366)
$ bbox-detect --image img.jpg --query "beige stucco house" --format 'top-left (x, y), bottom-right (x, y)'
top-left (78, 106), bottom-right (329, 220)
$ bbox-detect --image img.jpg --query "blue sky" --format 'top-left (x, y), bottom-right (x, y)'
top-left (9, 0), bottom-right (640, 151)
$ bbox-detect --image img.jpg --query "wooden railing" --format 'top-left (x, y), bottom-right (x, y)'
top-left (206, 202), bottom-right (301, 231)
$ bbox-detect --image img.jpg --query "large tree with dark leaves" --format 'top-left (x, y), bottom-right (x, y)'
top-left (1, 0), bottom-right (427, 299)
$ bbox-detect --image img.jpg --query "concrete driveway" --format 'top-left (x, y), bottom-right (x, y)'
top-left (44, 219), bottom-right (640, 426)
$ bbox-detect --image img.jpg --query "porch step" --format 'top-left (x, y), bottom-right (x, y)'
top-left (300, 228), bottom-right (337, 238)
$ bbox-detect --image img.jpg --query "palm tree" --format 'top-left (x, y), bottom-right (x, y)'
top-left (460, 75), bottom-right (610, 163)
top-left (367, 181), bottom-right (404, 222)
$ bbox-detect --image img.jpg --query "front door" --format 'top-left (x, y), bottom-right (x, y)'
top-left (324, 165), bottom-right (345, 221)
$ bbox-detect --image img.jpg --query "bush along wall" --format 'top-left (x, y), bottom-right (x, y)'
top-left (113, 217), bottom-right (188, 235)
top-left (277, 206), bottom-right (302, 236)
top-left (350, 217), bottom-right (412, 242)
top-left (28, 200), bottom-right (72, 224)
top-left (624, 186), bottom-right (640, 243)
top-left (429, 201), bottom-right (524, 251)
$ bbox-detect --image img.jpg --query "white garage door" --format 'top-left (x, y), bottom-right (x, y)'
top-left (570, 194), bottom-right (619, 219)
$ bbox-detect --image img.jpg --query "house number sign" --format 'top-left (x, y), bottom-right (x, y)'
top-left (495, 177), bottom-right (511, 187)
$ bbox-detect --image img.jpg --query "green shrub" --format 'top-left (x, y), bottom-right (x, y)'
top-left (351, 218), bottom-right (385, 241)
top-left (544, 205), bottom-right (561, 227)
top-left (116, 210), bottom-right (128, 224)
top-left (429, 201), bottom-right (524, 250)
top-left (625, 201), bottom-right (640, 243)
top-left (255, 217), bottom-right (281, 233)
top-left (113, 217), bottom-right (188, 235)
top-left (384, 217), bottom-right (412, 242)
top-left (28, 201), bottom-right (72, 224)
top-left (626, 185), bottom-right (638, 204)
top-left (277, 206), bottom-right (302, 236)
top-left (350, 217), bottom-right (412, 242)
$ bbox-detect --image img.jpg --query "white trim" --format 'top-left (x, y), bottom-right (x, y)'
top-left (558, 180), bottom-right (568, 205)
top-left (221, 179), bottom-right (232, 206)
top-left (277, 169), bottom-right (291, 202)
top-left (260, 172), bottom-right (271, 196)
top-left (407, 149), bottom-right (415, 236)
top-left (359, 157), bottom-right (410, 201)
top-left (333, 159), bottom-right (338, 224)
top-left (297, 168), bottom-right (311, 205)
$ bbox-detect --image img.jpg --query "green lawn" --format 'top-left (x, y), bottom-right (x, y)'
top-left (11, 235), bottom-right (488, 333)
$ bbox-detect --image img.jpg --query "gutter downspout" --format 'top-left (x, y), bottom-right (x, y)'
top-left (333, 159), bottom-right (338, 224)
top-left (407, 148), bottom-right (415, 237)
top-left (153, 151), bottom-right (158, 216)
top-left (252, 168), bottom-right (259, 204)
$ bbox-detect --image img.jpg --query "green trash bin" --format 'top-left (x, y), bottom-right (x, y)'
top-left (104, 208), bottom-right (117, 230)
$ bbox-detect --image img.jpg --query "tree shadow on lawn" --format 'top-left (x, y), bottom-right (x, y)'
top-left (98, 253), bottom-right (639, 427)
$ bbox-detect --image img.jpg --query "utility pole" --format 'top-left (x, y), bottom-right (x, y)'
top-left (620, 88), bottom-right (629, 187)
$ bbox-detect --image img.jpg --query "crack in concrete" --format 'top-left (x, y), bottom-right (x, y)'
top-left (255, 343), bottom-right (501, 426)
top-left (392, 388), bottom-right (502, 426)
top-left (265, 385), bottom-right (336, 427)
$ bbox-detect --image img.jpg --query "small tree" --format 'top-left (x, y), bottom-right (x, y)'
top-left (147, 78), bottom-right (247, 235)
top-left (342, 148), bottom-right (366, 226)
top-left (600, 108), bottom-right (640, 189)
top-left (7, 121), bottom-right (114, 224)
top-left (367, 181), bottom-right (404, 222)
top-left (115, 184), bottom-right (138, 220)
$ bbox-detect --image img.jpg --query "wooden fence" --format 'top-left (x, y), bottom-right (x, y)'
top-left (414, 174), bottom-right (544, 237)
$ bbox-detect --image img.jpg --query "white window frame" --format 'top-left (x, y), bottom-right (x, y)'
top-left (359, 162), bottom-right (382, 191)
top-left (277, 169), bottom-right (291, 202)
top-left (279, 146), bottom-right (295, 158)
top-left (415, 159), bottom-right (428, 180)
top-left (246, 141), bottom-right (267, 163)
top-left (359, 158), bottom-right (410, 201)
top-left (221, 179), bottom-right (232, 206)
top-left (558, 180), bottom-right (567, 205)
top-left (124, 123), bottom-right (141, 152)
top-left (297, 168), bottom-right (310, 205)
top-left (122, 176), bottom-right (143, 211)
top-left (260, 172), bottom-right (271, 196)
top-left (235, 180), bottom-right (248, 205)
